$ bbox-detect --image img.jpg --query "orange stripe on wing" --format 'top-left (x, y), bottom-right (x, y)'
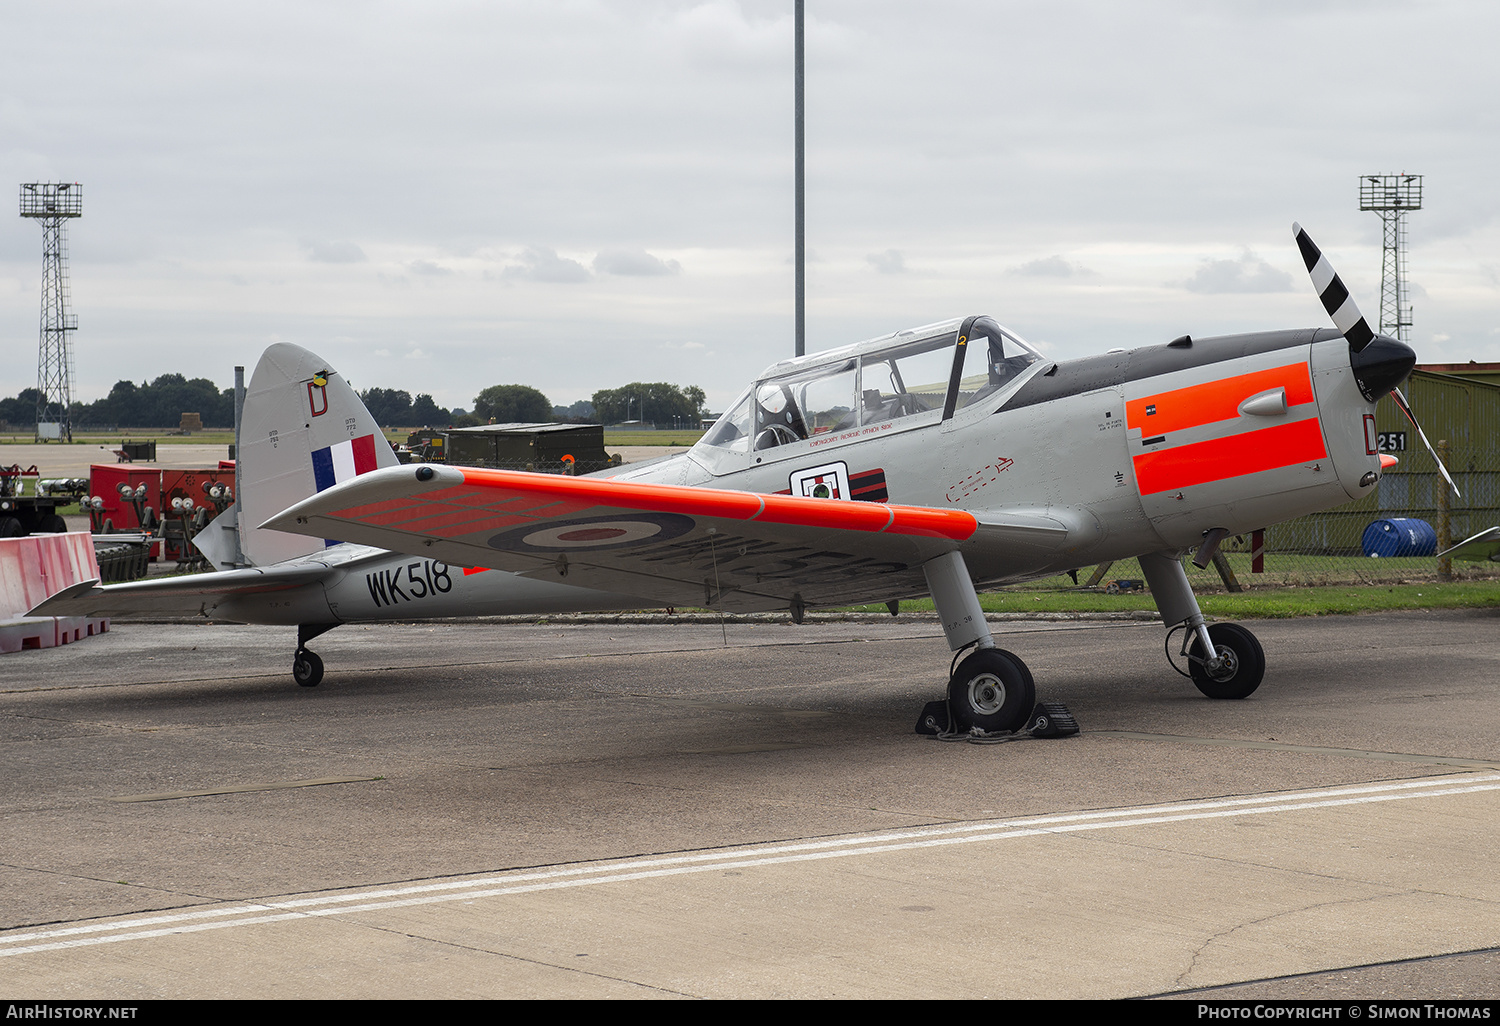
top-left (1126, 362), bottom-right (1315, 434)
top-left (456, 467), bottom-right (978, 541)
top-left (1133, 418), bottom-right (1328, 495)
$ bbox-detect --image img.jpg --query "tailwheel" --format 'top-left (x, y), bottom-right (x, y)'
top-left (947, 648), bottom-right (1036, 733)
top-left (292, 649), bottom-right (324, 688)
top-left (1187, 623), bottom-right (1264, 700)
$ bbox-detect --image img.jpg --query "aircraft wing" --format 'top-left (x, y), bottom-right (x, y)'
top-left (27, 563), bottom-right (338, 619)
top-left (1439, 527), bottom-right (1500, 563)
top-left (261, 465), bottom-right (1082, 612)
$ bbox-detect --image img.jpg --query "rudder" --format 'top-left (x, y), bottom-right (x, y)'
top-left (218, 343), bottom-right (400, 567)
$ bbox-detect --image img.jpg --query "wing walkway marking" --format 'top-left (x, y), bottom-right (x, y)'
top-left (4, 773), bottom-right (1497, 959)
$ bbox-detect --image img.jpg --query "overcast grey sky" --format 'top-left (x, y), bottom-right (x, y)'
top-left (3, 0), bottom-right (1496, 412)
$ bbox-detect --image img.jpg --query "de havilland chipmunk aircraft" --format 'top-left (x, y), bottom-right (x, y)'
top-left (37, 225), bottom-right (1446, 733)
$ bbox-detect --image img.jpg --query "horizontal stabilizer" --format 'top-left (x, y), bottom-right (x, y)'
top-left (1438, 526), bottom-right (1500, 564)
top-left (27, 563), bottom-right (336, 619)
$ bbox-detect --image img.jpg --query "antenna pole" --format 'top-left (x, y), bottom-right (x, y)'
top-left (19, 182), bottom-right (82, 442)
top-left (1359, 174), bottom-right (1423, 344)
top-left (794, 0), bottom-right (805, 357)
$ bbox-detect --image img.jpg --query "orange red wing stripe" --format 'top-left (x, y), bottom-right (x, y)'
top-left (454, 467), bottom-right (977, 541)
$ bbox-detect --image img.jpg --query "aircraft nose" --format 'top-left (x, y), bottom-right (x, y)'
top-left (1350, 333), bottom-right (1416, 401)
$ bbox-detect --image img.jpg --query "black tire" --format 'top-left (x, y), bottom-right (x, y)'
top-left (293, 650), bottom-right (324, 688)
top-left (0, 516), bottom-right (24, 538)
top-left (37, 514), bottom-right (67, 534)
top-left (1188, 623), bottom-right (1265, 699)
top-left (947, 648), bottom-right (1035, 733)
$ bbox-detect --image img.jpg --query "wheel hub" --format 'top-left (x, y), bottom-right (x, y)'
top-left (1208, 645), bottom-right (1239, 681)
top-left (967, 673), bottom-right (1007, 715)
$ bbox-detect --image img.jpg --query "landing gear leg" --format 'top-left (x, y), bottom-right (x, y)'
top-left (920, 551), bottom-right (1035, 733)
top-left (293, 623), bottom-right (337, 688)
top-left (1138, 552), bottom-right (1265, 699)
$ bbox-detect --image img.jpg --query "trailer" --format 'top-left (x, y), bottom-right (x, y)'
top-left (0, 465), bottom-right (87, 537)
top-left (441, 423), bottom-right (619, 474)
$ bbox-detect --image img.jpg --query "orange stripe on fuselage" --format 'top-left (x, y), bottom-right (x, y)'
top-left (1133, 418), bottom-right (1327, 495)
top-left (1126, 362), bottom-right (1315, 435)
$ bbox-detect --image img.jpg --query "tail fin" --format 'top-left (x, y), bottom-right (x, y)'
top-left (204, 343), bottom-right (400, 568)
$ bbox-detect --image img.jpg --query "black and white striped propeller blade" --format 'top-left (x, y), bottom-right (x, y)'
top-left (1390, 386), bottom-right (1461, 497)
top-left (1292, 222), bottom-right (1459, 498)
top-left (1293, 221), bottom-right (1375, 353)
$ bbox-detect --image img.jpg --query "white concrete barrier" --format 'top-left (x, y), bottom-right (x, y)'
top-left (0, 531), bottom-right (109, 654)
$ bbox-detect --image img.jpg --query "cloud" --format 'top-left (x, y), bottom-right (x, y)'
top-left (501, 246), bottom-right (593, 283)
top-left (593, 248), bottom-right (682, 276)
top-left (1009, 255), bottom-right (1096, 278)
top-left (408, 259), bottom-right (453, 276)
top-left (1180, 252), bottom-right (1293, 293)
top-left (302, 239), bottom-right (367, 264)
top-left (866, 249), bottom-right (906, 274)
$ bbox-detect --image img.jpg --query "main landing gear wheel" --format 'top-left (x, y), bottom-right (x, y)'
top-left (1187, 623), bottom-right (1265, 700)
top-left (947, 648), bottom-right (1036, 733)
top-left (292, 649), bottom-right (324, 688)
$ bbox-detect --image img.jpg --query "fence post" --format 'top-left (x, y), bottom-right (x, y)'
top-left (1083, 561), bottom-right (1114, 588)
top-left (1211, 551), bottom-right (1244, 592)
top-left (1436, 438), bottom-right (1452, 581)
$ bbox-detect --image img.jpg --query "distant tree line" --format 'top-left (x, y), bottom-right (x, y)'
top-left (357, 388), bottom-right (464, 428)
top-left (0, 376), bottom-right (235, 429)
top-left (0, 376), bottom-right (708, 431)
top-left (591, 383), bottom-right (707, 426)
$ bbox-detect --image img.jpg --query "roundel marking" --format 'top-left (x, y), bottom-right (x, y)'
top-left (558, 527), bottom-right (628, 542)
top-left (489, 512), bottom-right (696, 553)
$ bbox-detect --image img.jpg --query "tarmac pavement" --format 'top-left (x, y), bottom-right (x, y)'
top-left (1, 609), bottom-right (1498, 999)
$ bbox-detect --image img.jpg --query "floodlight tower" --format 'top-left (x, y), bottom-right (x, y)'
top-left (1358, 173), bottom-right (1421, 344)
top-left (19, 182), bottom-right (82, 442)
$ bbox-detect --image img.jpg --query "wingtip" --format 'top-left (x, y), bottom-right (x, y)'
top-left (1291, 220), bottom-right (1303, 236)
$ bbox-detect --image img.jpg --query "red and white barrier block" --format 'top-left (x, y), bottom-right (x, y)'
top-left (0, 531), bottom-right (109, 654)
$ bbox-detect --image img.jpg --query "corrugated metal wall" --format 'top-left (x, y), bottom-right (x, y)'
top-left (1268, 371), bottom-right (1500, 555)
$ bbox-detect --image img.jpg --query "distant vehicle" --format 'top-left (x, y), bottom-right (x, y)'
top-left (0, 465), bottom-right (85, 537)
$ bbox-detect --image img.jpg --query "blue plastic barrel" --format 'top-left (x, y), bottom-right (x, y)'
top-left (1361, 518), bottom-right (1438, 558)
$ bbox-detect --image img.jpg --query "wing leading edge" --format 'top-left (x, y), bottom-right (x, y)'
top-left (262, 465), bottom-right (1083, 611)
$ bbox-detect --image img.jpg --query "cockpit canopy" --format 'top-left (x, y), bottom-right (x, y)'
top-left (699, 316), bottom-right (1041, 453)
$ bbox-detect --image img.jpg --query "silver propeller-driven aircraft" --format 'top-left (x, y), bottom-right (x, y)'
top-left (39, 225), bottom-right (1444, 732)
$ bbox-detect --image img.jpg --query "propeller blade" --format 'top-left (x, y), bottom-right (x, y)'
top-left (1390, 386), bottom-right (1461, 498)
top-left (1293, 222), bottom-right (1377, 353)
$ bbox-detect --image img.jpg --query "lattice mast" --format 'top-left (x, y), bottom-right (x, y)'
top-left (19, 182), bottom-right (82, 442)
top-left (1358, 174), bottom-right (1421, 344)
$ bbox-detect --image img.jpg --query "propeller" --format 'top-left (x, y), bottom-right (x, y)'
top-left (1292, 222), bottom-right (1459, 497)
